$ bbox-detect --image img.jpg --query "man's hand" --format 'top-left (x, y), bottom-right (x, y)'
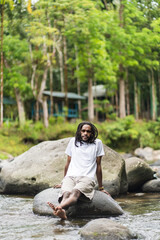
top-left (53, 184), bottom-right (61, 188)
top-left (100, 189), bottom-right (111, 196)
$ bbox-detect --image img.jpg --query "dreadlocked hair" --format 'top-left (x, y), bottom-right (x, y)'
top-left (75, 122), bottom-right (98, 147)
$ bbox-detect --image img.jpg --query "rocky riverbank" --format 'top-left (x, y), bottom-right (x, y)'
top-left (1, 139), bottom-right (160, 239)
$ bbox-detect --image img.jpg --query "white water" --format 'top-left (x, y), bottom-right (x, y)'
top-left (0, 193), bottom-right (160, 240)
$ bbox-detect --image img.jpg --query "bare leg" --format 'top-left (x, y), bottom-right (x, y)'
top-left (59, 189), bottom-right (81, 209)
top-left (60, 191), bottom-right (71, 208)
top-left (47, 189), bottom-right (81, 220)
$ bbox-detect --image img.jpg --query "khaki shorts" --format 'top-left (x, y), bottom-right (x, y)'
top-left (59, 176), bottom-right (96, 202)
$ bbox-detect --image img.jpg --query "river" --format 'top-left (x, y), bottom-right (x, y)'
top-left (0, 193), bottom-right (160, 240)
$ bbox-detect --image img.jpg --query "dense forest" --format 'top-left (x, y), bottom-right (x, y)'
top-left (0, 0), bottom-right (160, 127)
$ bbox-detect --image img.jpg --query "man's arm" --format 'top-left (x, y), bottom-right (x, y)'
top-left (96, 156), bottom-right (110, 195)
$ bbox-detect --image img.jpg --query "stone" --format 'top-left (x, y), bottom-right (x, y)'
top-left (134, 147), bottom-right (160, 162)
top-left (125, 157), bottom-right (154, 191)
top-left (150, 160), bottom-right (160, 166)
top-left (33, 188), bottom-right (124, 217)
top-left (80, 218), bottom-right (134, 240)
top-left (142, 179), bottom-right (160, 192)
top-left (0, 138), bottom-right (128, 196)
top-left (134, 147), bottom-right (153, 161)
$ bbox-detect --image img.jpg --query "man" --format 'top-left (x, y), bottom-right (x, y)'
top-left (48, 121), bottom-right (109, 220)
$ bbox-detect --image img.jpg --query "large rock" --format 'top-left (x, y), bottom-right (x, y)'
top-left (80, 218), bottom-right (134, 240)
top-left (142, 179), bottom-right (160, 192)
top-left (0, 138), bottom-right (127, 196)
top-left (134, 147), bottom-right (160, 162)
top-left (33, 188), bottom-right (124, 217)
top-left (125, 157), bottom-right (154, 191)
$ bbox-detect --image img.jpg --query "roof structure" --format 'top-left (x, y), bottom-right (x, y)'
top-left (83, 85), bottom-right (106, 98)
top-left (43, 91), bottom-right (86, 100)
top-left (0, 97), bottom-right (16, 105)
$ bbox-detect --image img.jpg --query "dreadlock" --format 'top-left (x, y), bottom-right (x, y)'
top-left (75, 122), bottom-right (98, 147)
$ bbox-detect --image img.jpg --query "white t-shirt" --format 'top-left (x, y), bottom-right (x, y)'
top-left (65, 137), bottom-right (105, 179)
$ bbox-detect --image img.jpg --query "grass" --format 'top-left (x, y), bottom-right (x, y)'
top-left (0, 116), bottom-right (160, 160)
top-left (0, 132), bottom-right (34, 159)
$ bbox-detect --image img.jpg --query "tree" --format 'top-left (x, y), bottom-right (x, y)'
top-left (3, 35), bottom-right (31, 125)
top-left (65, 0), bottom-right (115, 121)
top-left (0, 0), bottom-right (14, 126)
top-left (27, 1), bottom-right (59, 127)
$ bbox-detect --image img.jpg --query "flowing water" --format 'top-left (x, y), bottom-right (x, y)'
top-left (0, 193), bottom-right (160, 240)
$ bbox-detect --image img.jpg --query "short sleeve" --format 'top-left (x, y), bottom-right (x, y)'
top-left (65, 138), bottom-right (74, 157)
top-left (96, 139), bottom-right (105, 157)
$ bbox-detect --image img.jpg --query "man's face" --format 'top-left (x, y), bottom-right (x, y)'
top-left (80, 124), bottom-right (92, 142)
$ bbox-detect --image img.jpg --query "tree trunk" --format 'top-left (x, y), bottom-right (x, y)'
top-left (119, 64), bottom-right (126, 118)
top-left (0, 3), bottom-right (4, 127)
top-left (88, 77), bottom-right (94, 122)
top-left (126, 69), bottom-right (130, 115)
top-left (119, 78), bottom-right (126, 118)
top-left (134, 80), bottom-right (139, 120)
top-left (103, 0), bottom-right (108, 10)
top-left (49, 65), bottom-right (53, 116)
top-left (57, 45), bottom-right (64, 92)
top-left (35, 99), bottom-right (39, 121)
top-left (77, 74), bottom-right (82, 119)
top-left (37, 66), bottom-right (49, 126)
top-left (15, 88), bottom-right (26, 126)
top-left (119, 1), bottom-right (126, 118)
top-left (42, 96), bottom-right (49, 128)
top-left (75, 44), bottom-right (82, 118)
top-left (115, 90), bottom-right (119, 117)
top-left (63, 35), bottom-right (68, 115)
top-left (150, 69), bottom-right (157, 120)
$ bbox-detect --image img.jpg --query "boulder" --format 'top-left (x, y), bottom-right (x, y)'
top-left (80, 218), bottom-right (134, 240)
top-left (0, 138), bottom-right (127, 196)
top-left (134, 147), bottom-right (153, 161)
top-left (33, 188), bottom-right (124, 217)
top-left (125, 157), bottom-right (154, 191)
top-left (155, 169), bottom-right (160, 178)
top-left (102, 146), bottom-right (128, 196)
top-left (134, 147), bottom-right (160, 162)
top-left (150, 160), bottom-right (160, 166)
top-left (142, 179), bottom-right (160, 192)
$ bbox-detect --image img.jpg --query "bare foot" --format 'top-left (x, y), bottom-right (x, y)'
top-left (47, 202), bottom-right (67, 220)
top-left (55, 207), bottom-right (67, 220)
top-left (47, 202), bottom-right (56, 210)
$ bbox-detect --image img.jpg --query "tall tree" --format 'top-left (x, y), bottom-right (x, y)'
top-left (0, 1), bottom-right (4, 126)
top-left (65, 0), bottom-right (115, 121)
top-left (3, 35), bottom-right (31, 125)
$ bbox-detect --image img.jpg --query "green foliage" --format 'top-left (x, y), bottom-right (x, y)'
top-left (97, 116), bottom-right (140, 151)
top-left (2, 0), bottom-right (160, 127)
top-left (2, 118), bottom-right (160, 159)
top-left (3, 35), bottom-right (32, 100)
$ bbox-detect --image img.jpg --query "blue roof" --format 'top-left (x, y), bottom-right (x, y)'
top-left (0, 97), bottom-right (16, 105)
top-left (43, 91), bottom-right (86, 100)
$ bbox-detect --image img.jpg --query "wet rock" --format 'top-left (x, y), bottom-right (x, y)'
top-left (125, 157), bottom-right (154, 191)
top-left (0, 138), bottom-right (127, 196)
top-left (33, 188), bottom-right (124, 217)
top-left (80, 218), bottom-right (134, 240)
top-left (142, 179), bottom-right (160, 192)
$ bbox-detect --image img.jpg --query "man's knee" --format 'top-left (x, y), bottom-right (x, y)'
top-left (71, 189), bottom-right (81, 198)
top-left (63, 191), bottom-right (71, 199)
